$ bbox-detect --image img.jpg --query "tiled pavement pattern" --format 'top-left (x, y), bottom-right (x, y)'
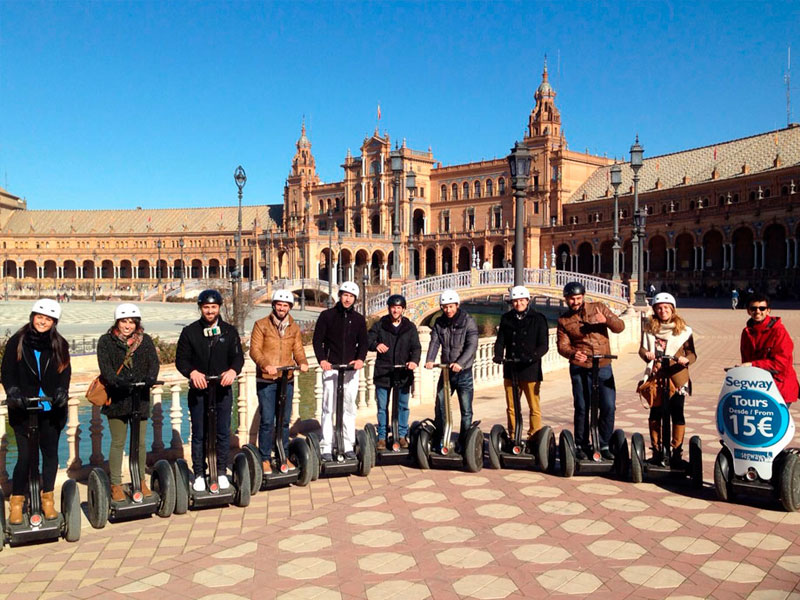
top-left (2, 307), bottom-right (800, 599)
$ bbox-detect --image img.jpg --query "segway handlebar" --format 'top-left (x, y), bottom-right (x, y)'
top-left (206, 375), bottom-right (221, 382)
top-left (591, 354), bottom-right (618, 360)
top-left (131, 380), bottom-right (165, 388)
top-left (391, 364), bottom-right (410, 369)
top-left (332, 364), bottom-right (357, 371)
top-left (23, 396), bottom-right (52, 410)
top-left (502, 357), bottom-right (530, 364)
top-left (276, 366), bottom-right (301, 372)
top-left (432, 363), bottom-right (451, 369)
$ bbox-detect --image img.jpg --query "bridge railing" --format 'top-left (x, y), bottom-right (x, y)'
top-left (553, 270), bottom-right (628, 300)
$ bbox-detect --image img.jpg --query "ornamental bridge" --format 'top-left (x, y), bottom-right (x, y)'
top-left (270, 268), bottom-right (630, 322)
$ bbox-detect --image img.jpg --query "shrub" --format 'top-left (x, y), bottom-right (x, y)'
top-left (151, 336), bottom-right (178, 365)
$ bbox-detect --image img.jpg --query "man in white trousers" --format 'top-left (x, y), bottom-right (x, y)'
top-left (312, 281), bottom-right (368, 460)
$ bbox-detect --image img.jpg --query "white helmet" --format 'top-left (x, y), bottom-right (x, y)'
top-left (652, 292), bottom-right (676, 307)
top-left (115, 303), bottom-right (142, 321)
top-left (271, 289), bottom-right (295, 306)
top-left (31, 298), bottom-right (61, 321)
top-left (440, 289), bottom-right (460, 305)
top-left (339, 281), bottom-right (360, 299)
top-left (509, 285), bottom-right (531, 300)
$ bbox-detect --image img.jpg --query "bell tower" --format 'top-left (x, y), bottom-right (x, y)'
top-left (527, 57), bottom-right (561, 141)
top-left (284, 121), bottom-right (320, 231)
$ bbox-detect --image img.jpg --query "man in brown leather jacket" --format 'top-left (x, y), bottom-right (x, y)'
top-left (249, 289), bottom-right (309, 472)
top-left (557, 282), bottom-right (625, 460)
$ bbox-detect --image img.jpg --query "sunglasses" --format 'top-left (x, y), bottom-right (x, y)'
top-left (748, 306), bottom-right (769, 312)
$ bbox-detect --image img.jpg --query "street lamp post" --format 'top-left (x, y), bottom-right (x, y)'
top-left (362, 269), bottom-right (368, 315)
top-left (390, 149), bottom-right (403, 279)
top-left (298, 249), bottom-right (306, 311)
top-left (406, 169), bottom-right (416, 280)
top-left (629, 137), bottom-right (646, 306)
top-left (561, 251), bottom-right (568, 272)
top-left (2, 248), bottom-right (7, 302)
top-left (610, 163), bottom-right (622, 281)
top-left (179, 238), bottom-right (185, 286)
top-left (233, 166), bottom-right (247, 333)
top-left (156, 239), bottom-right (162, 290)
top-left (337, 230), bottom-right (344, 285)
top-left (92, 252), bottom-right (97, 302)
top-left (327, 207), bottom-right (334, 308)
top-left (507, 141), bottom-right (531, 286)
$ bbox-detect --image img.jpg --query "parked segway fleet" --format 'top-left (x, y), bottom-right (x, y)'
top-left (174, 375), bottom-right (251, 510)
top-left (0, 396), bottom-right (81, 547)
top-left (714, 365), bottom-right (800, 511)
top-left (87, 381), bottom-right (176, 528)
top-left (366, 365), bottom-right (413, 465)
top-left (487, 358), bottom-right (556, 472)
top-left (414, 364), bottom-right (483, 472)
top-left (242, 367), bottom-right (314, 490)
top-left (306, 364), bottom-right (374, 478)
top-left (630, 356), bottom-right (703, 486)
top-left (559, 354), bottom-right (629, 478)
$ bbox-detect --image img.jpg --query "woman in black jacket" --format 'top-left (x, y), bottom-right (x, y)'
top-left (1, 299), bottom-right (71, 525)
top-left (493, 286), bottom-right (549, 438)
top-left (96, 303), bottom-right (160, 502)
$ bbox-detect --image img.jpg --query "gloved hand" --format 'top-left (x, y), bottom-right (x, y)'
top-left (53, 388), bottom-right (69, 409)
top-left (4, 386), bottom-right (23, 410)
top-left (144, 377), bottom-right (158, 388)
top-left (492, 356), bottom-right (503, 365)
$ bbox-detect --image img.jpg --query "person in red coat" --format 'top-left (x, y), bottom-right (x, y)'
top-left (739, 293), bottom-right (799, 407)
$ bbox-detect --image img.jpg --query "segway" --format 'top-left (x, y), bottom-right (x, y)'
top-left (242, 366), bottom-right (314, 491)
top-left (0, 396), bottom-right (81, 548)
top-left (558, 354), bottom-right (629, 478)
top-left (87, 381), bottom-right (176, 528)
top-left (305, 364), bottom-right (375, 478)
top-left (713, 365), bottom-right (800, 511)
top-left (630, 355), bottom-right (703, 487)
top-left (413, 364), bottom-right (483, 472)
top-left (174, 375), bottom-right (251, 511)
top-left (365, 365), bottom-right (413, 465)
top-left (487, 358), bottom-right (556, 472)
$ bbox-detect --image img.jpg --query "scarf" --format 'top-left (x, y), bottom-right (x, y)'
top-left (114, 328), bottom-right (143, 369)
top-left (27, 329), bottom-right (51, 351)
top-left (271, 312), bottom-right (290, 338)
top-left (654, 320), bottom-right (677, 341)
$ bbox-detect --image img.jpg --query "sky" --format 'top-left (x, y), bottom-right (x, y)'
top-left (0, 1), bottom-right (798, 211)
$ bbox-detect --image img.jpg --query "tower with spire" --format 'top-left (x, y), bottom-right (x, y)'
top-left (527, 56), bottom-right (562, 141)
top-left (284, 120), bottom-right (320, 231)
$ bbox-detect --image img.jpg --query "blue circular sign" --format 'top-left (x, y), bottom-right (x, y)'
top-left (716, 389), bottom-right (788, 448)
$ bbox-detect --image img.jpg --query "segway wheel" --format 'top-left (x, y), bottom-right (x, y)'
top-left (290, 437), bottom-right (313, 487)
top-left (173, 459), bottom-right (191, 514)
top-left (558, 430), bottom-right (575, 478)
top-left (779, 452), bottom-right (800, 512)
top-left (87, 468), bottom-right (111, 529)
top-left (242, 443), bottom-right (262, 496)
top-left (610, 429), bottom-right (629, 480)
top-left (152, 459), bottom-right (176, 518)
top-left (689, 436), bottom-right (703, 488)
top-left (535, 426), bottom-right (556, 472)
top-left (0, 489), bottom-right (5, 550)
top-left (713, 449), bottom-right (735, 502)
top-left (356, 430), bottom-right (374, 477)
top-left (233, 453), bottom-right (251, 508)
top-left (365, 423), bottom-right (378, 448)
top-left (463, 426), bottom-right (483, 473)
top-left (488, 424), bottom-right (504, 470)
top-left (408, 422), bottom-right (421, 466)
top-left (415, 427), bottom-right (432, 470)
top-left (630, 433), bottom-right (645, 484)
top-left (61, 479), bottom-right (82, 542)
top-left (306, 434), bottom-right (321, 481)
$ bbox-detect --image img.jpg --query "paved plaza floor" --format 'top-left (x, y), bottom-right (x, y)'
top-left (1, 307), bottom-right (800, 599)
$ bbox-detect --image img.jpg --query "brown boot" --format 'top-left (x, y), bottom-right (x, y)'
top-left (672, 424), bottom-right (686, 449)
top-left (41, 491), bottom-right (58, 520)
top-left (376, 439), bottom-right (386, 451)
top-left (262, 460), bottom-right (272, 473)
top-left (9, 495), bottom-right (24, 525)
top-left (111, 484), bottom-right (126, 502)
top-left (140, 479), bottom-right (152, 497)
top-left (648, 419), bottom-right (662, 463)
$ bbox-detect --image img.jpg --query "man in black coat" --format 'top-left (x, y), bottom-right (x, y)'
top-left (312, 281), bottom-right (368, 460)
top-left (176, 289), bottom-right (244, 492)
top-left (493, 286), bottom-right (549, 438)
top-left (367, 294), bottom-right (421, 450)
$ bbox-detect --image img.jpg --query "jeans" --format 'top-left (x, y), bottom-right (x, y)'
top-left (375, 385), bottom-right (410, 439)
top-left (188, 386), bottom-right (233, 477)
top-left (257, 380), bottom-right (294, 462)
top-left (107, 417), bottom-right (147, 486)
top-left (569, 364), bottom-right (616, 449)
top-left (12, 420), bottom-right (61, 495)
top-left (434, 369), bottom-right (474, 448)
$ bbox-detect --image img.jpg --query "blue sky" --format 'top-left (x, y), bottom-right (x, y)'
top-left (1, 1), bottom-right (798, 211)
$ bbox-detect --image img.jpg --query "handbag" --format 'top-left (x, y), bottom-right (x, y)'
top-left (636, 374), bottom-right (676, 408)
top-left (86, 346), bottom-right (133, 407)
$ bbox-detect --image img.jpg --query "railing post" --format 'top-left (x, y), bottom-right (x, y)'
top-left (151, 385), bottom-right (165, 457)
top-left (66, 393), bottom-right (82, 472)
top-left (358, 360), bottom-right (368, 410)
top-left (236, 369), bottom-right (248, 447)
top-left (291, 373), bottom-right (301, 424)
top-left (170, 383), bottom-right (183, 451)
top-left (89, 404), bottom-right (104, 466)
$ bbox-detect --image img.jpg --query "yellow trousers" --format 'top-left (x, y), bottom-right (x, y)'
top-left (503, 379), bottom-right (541, 436)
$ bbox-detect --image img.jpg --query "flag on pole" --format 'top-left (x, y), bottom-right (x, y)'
top-left (377, 103), bottom-right (381, 121)
top-left (713, 147), bottom-right (717, 161)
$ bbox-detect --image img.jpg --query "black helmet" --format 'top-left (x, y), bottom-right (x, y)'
top-left (198, 289), bottom-right (223, 306)
top-left (387, 294), bottom-right (407, 308)
top-left (563, 282), bottom-right (586, 297)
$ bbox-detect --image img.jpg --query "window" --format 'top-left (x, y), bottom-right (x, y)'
top-left (764, 188), bottom-right (771, 198)
top-left (463, 182), bottom-right (470, 200)
top-left (466, 207), bottom-right (475, 230)
top-left (474, 180), bottom-right (481, 198)
top-left (452, 183), bottom-right (458, 200)
top-left (420, 186), bottom-right (424, 198)
top-left (442, 210), bottom-right (450, 231)
top-left (646, 205), bottom-right (654, 215)
top-left (441, 185), bottom-right (447, 201)
top-left (355, 189), bottom-right (361, 204)
top-left (498, 178), bottom-right (505, 194)
top-left (782, 185), bottom-right (789, 196)
top-left (534, 202), bottom-right (539, 214)
top-left (493, 207), bottom-right (502, 229)
top-left (749, 191), bottom-right (756, 201)
top-left (533, 175), bottom-right (539, 190)
top-left (486, 179), bottom-right (493, 196)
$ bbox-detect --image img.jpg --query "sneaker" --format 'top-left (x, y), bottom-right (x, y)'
top-left (286, 459), bottom-right (297, 470)
top-left (321, 453), bottom-right (333, 462)
top-left (376, 439), bottom-right (387, 451)
top-left (193, 477), bottom-right (206, 492)
top-left (262, 460), bottom-right (272, 473)
top-left (600, 447), bottom-right (615, 461)
top-left (344, 450), bottom-right (357, 460)
top-left (218, 475), bottom-right (231, 490)
top-left (399, 437), bottom-right (409, 449)
top-left (575, 447), bottom-right (588, 461)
